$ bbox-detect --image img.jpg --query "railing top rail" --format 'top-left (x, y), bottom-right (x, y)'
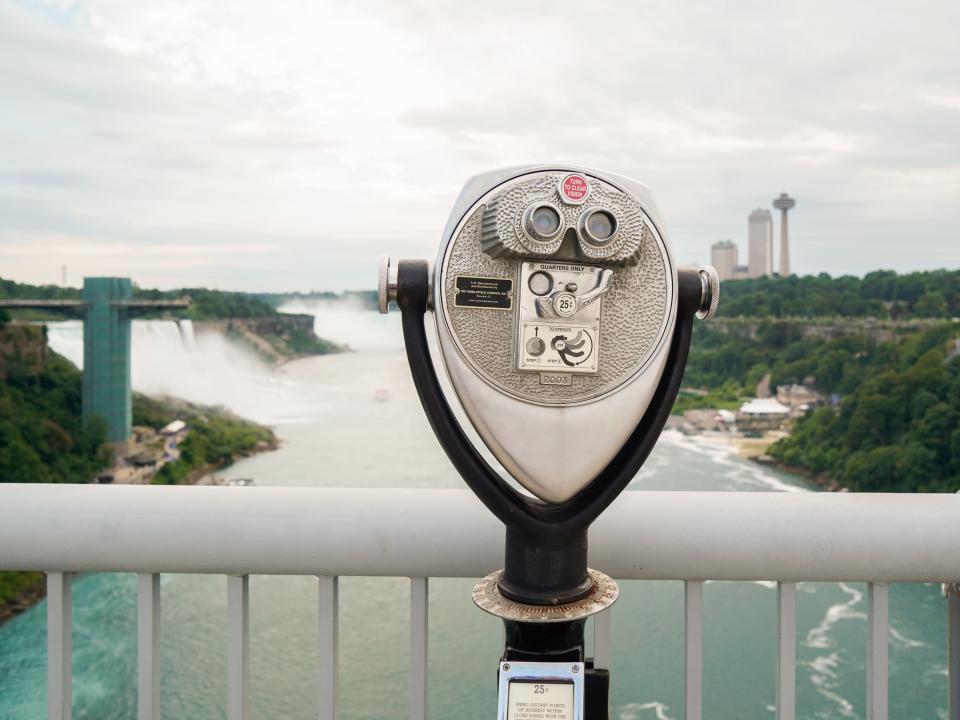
top-left (1, 485), bottom-right (958, 583)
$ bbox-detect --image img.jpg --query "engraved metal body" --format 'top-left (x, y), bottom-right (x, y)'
top-left (433, 166), bottom-right (677, 503)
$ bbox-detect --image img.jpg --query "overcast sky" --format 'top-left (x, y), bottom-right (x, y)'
top-left (1, 0), bottom-right (958, 291)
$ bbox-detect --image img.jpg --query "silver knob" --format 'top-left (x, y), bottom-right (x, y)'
top-left (696, 265), bottom-right (720, 320)
top-left (378, 256), bottom-right (398, 314)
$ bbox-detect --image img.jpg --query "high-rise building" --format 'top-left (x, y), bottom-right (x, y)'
top-left (748, 209), bottom-right (773, 278)
top-left (711, 240), bottom-right (738, 281)
top-left (773, 193), bottom-right (796, 277)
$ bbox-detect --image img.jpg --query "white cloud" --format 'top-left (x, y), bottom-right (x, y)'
top-left (1, 0), bottom-right (958, 290)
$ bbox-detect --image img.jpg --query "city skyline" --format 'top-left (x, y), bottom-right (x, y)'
top-left (1, 1), bottom-right (958, 292)
top-left (713, 196), bottom-right (796, 282)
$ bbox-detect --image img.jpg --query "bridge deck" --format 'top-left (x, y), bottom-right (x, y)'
top-left (0, 299), bottom-right (190, 309)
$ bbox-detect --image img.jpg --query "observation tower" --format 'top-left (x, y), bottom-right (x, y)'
top-left (773, 193), bottom-right (796, 277)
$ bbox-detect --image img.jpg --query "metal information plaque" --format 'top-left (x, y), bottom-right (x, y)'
top-left (454, 275), bottom-right (513, 310)
top-left (508, 681), bottom-right (573, 720)
top-left (497, 661), bottom-right (584, 720)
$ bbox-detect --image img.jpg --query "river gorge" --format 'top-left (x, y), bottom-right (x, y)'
top-left (0, 308), bottom-right (949, 719)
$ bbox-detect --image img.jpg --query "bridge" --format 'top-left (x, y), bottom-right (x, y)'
top-left (0, 277), bottom-right (189, 442)
top-left (0, 484), bottom-right (958, 720)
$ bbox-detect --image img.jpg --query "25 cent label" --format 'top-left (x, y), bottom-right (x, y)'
top-left (507, 681), bottom-right (574, 720)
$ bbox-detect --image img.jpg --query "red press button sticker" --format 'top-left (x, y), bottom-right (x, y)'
top-left (560, 174), bottom-right (589, 204)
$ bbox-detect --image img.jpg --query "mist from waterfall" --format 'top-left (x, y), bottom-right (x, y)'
top-left (278, 298), bottom-right (401, 351)
top-left (43, 309), bottom-right (394, 426)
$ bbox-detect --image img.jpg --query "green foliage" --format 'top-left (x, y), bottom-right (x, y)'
top-left (152, 410), bottom-right (273, 485)
top-left (767, 324), bottom-right (960, 492)
top-left (0, 276), bottom-right (280, 321)
top-left (132, 392), bottom-right (175, 430)
top-left (132, 287), bottom-right (277, 320)
top-left (0, 571), bottom-right (44, 617)
top-left (0, 279), bottom-right (80, 301)
top-left (282, 325), bottom-right (342, 356)
top-left (0, 347), bottom-right (111, 484)
top-left (719, 269), bottom-right (960, 319)
top-left (671, 380), bottom-right (745, 414)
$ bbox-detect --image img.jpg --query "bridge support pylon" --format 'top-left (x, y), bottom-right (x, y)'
top-left (81, 277), bottom-right (133, 444)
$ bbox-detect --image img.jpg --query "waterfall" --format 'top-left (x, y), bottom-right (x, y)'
top-left (45, 319), bottom-right (276, 422)
top-left (178, 319), bottom-right (195, 350)
top-left (42, 308), bottom-right (392, 425)
top-left (45, 320), bottom-right (84, 368)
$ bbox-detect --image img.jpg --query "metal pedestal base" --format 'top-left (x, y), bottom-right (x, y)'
top-left (473, 568), bottom-right (619, 623)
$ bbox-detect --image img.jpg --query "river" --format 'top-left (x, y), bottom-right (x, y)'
top-left (0, 309), bottom-right (948, 719)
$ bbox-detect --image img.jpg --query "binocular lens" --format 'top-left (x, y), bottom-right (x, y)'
top-left (531, 206), bottom-right (561, 237)
top-left (585, 210), bottom-right (615, 241)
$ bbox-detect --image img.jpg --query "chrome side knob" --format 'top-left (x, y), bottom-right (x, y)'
top-left (378, 256), bottom-right (398, 314)
top-left (696, 265), bottom-right (720, 320)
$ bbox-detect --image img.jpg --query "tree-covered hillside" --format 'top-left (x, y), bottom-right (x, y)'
top-left (0, 277), bottom-right (277, 320)
top-left (719, 269), bottom-right (960, 319)
top-left (0, 328), bottom-right (110, 484)
top-left (768, 324), bottom-right (960, 492)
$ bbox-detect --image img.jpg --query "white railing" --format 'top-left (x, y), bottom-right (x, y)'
top-left (1, 484), bottom-right (959, 720)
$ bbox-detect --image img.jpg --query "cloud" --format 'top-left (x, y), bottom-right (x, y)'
top-left (0, 0), bottom-right (958, 290)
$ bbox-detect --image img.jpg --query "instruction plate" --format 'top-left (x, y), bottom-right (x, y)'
top-left (518, 323), bottom-right (598, 374)
top-left (507, 681), bottom-right (574, 720)
top-left (497, 662), bottom-right (583, 720)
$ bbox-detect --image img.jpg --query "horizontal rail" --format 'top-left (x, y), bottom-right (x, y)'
top-left (2, 485), bottom-right (960, 582)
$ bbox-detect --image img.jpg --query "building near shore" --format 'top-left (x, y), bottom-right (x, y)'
top-left (737, 397), bottom-right (790, 432)
top-left (160, 419), bottom-right (187, 438)
top-left (739, 398), bottom-right (790, 416)
top-left (776, 383), bottom-right (822, 409)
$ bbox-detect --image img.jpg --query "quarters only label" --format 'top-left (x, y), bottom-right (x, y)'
top-left (454, 276), bottom-right (513, 310)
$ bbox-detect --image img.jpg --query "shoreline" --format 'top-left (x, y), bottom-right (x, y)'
top-left (0, 431), bottom-right (280, 626)
top-left (669, 419), bottom-right (845, 492)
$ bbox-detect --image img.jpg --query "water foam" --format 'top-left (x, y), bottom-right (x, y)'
top-left (618, 701), bottom-right (675, 720)
top-left (657, 429), bottom-right (809, 493)
top-left (802, 583), bottom-right (865, 718)
top-left (805, 583), bottom-right (866, 650)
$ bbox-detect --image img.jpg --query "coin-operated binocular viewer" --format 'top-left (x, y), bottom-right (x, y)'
top-left (380, 167), bottom-right (718, 719)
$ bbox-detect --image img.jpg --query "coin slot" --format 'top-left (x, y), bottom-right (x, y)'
top-left (527, 271), bottom-right (553, 296)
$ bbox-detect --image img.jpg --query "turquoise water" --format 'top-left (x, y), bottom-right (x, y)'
top-left (0, 314), bottom-right (949, 719)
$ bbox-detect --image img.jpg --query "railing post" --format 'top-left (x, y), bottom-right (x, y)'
top-left (137, 573), bottom-right (161, 720)
top-left (593, 609), bottom-right (612, 670)
top-left (684, 580), bottom-right (703, 720)
top-left (409, 577), bottom-right (428, 720)
top-left (866, 582), bottom-right (889, 720)
top-left (318, 576), bottom-right (339, 720)
top-left (227, 575), bottom-right (250, 720)
top-left (776, 581), bottom-right (796, 720)
top-left (948, 583), bottom-right (960, 720)
top-left (46, 572), bottom-right (73, 720)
